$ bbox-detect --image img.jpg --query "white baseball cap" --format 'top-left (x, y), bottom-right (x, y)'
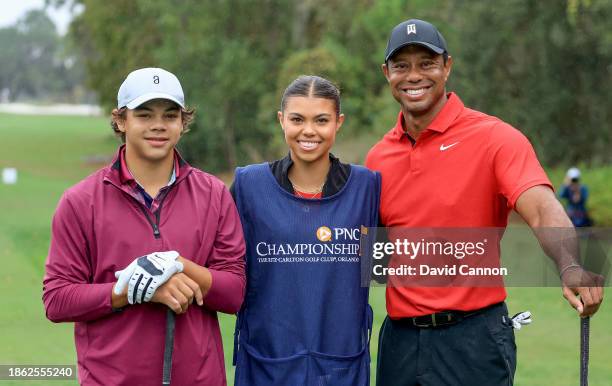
top-left (567, 167), bottom-right (581, 179)
top-left (117, 67), bottom-right (185, 109)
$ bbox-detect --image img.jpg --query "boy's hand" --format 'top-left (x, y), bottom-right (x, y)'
top-left (151, 273), bottom-right (203, 314)
top-left (114, 251), bottom-right (184, 304)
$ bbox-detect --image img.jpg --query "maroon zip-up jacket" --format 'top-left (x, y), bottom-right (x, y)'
top-left (43, 146), bottom-right (245, 385)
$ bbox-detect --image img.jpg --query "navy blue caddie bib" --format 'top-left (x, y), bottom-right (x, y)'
top-left (232, 162), bottom-right (380, 386)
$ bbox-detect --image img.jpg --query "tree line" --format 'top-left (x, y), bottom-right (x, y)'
top-left (50, 0), bottom-right (611, 170)
top-left (0, 9), bottom-right (88, 103)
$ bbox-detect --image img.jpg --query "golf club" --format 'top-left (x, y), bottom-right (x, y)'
top-left (580, 316), bottom-right (590, 386)
top-left (162, 309), bottom-right (176, 385)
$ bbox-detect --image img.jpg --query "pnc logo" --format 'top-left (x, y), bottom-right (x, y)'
top-left (316, 226), bottom-right (333, 242)
top-left (316, 226), bottom-right (361, 242)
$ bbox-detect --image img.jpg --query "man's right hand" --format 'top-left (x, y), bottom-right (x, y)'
top-left (151, 273), bottom-right (204, 314)
top-left (561, 267), bottom-right (604, 317)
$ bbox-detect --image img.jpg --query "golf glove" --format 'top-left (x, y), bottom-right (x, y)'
top-left (114, 251), bottom-right (184, 304)
top-left (508, 311), bottom-right (532, 330)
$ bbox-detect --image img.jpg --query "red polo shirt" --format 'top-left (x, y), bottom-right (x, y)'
top-left (365, 93), bottom-right (552, 318)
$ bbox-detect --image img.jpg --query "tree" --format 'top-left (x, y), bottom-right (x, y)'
top-left (53, 0), bottom-right (611, 170)
top-left (448, 0), bottom-right (611, 165)
top-left (0, 8), bottom-right (86, 102)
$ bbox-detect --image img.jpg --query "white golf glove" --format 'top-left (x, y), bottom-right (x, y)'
top-left (113, 251), bottom-right (184, 304)
top-left (509, 311), bottom-right (532, 330)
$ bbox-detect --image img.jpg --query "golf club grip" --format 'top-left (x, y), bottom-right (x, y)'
top-left (580, 316), bottom-right (590, 386)
top-left (162, 309), bottom-right (176, 385)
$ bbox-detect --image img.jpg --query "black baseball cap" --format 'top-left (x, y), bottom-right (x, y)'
top-left (384, 19), bottom-right (448, 62)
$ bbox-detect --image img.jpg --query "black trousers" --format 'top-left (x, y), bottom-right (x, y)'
top-left (376, 303), bottom-right (516, 386)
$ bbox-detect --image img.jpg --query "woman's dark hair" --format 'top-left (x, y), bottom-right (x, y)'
top-left (110, 105), bottom-right (195, 142)
top-left (280, 75), bottom-right (341, 117)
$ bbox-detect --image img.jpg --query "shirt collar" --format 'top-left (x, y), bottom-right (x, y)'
top-left (393, 92), bottom-right (464, 138)
top-left (276, 152), bottom-right (343, 196)
top-left (279, 152), bottom-right (341, 171)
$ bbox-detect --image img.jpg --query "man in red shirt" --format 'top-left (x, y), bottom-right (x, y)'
top-left (365, 19), bottom-right (603, 385)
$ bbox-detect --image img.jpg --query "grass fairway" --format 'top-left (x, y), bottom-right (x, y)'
top-left (0, 113), bottom-right (610, 385)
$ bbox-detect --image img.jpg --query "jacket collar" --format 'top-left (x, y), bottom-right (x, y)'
top-left (105, 145), bottom-right (191, 188)
top-left (272, 152), bottom-right (347, 197)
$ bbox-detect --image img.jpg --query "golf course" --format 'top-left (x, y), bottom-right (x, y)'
top-left (0, 112), bottom-right (610, 385)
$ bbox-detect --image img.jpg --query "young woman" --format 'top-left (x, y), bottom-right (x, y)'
top-left (232, 75), bottom-right (380, 386)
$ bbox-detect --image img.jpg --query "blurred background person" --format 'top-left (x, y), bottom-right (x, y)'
top-left (559, 167), bottom-right (593, 227)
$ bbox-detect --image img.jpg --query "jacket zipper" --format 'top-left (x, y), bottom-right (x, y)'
top-left (105, 166), bottom-right (185, 240)
top-left (138, 197), bottom-right (166, 239)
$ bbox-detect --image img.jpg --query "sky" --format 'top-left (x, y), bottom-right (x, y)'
top-left (0, 0), bottom-right (75, 35)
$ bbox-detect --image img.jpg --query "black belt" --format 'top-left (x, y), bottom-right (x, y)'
top-left (400, 303), bottom-right (502, 328)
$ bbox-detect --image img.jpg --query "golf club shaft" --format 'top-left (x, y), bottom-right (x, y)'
top-left (580, 316), bottom-right (590, 386)
top-left (163, 309), bottom-right (176, 385)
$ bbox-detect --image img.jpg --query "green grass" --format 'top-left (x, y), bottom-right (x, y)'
top-left (0, 113), bottom-right (118, 386)
top-left (0, 113), bottom-right (610, 385)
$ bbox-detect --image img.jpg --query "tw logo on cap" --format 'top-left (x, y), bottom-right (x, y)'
top-left (406, 24), bottom-right (417, 35)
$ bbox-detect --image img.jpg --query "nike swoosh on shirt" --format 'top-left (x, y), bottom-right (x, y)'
top-left (439, 142), bottom-right (459, 151)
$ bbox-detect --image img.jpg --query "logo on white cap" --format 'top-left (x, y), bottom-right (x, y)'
top-left (407, 24), bottom-right (417, 35)
top-left (117, 67), bottom-right (185, 109)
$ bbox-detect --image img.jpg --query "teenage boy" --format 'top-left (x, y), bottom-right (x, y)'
top-left (43, 67), bottom-right (245, 385)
